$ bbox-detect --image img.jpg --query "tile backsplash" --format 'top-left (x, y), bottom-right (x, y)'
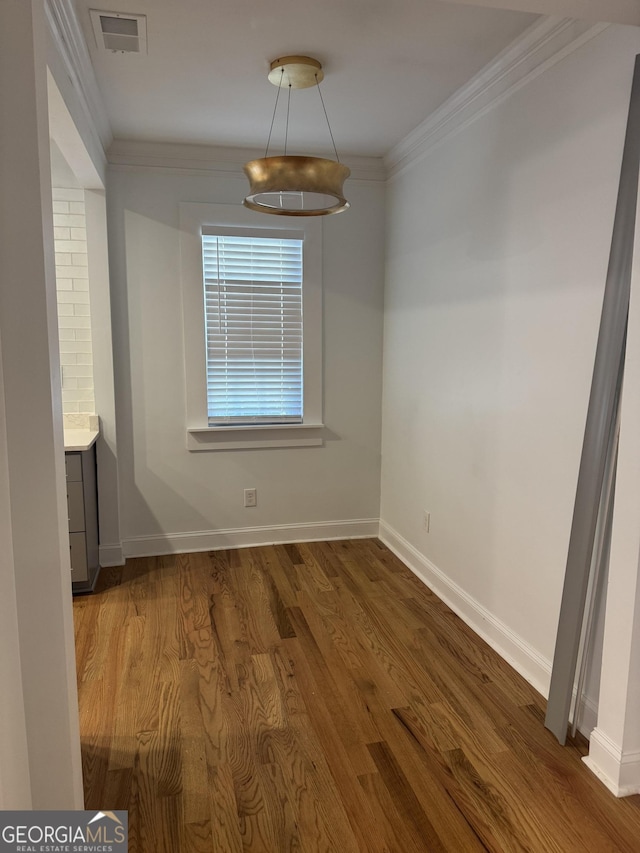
top-left (53, 187), bottom-right (95, 414)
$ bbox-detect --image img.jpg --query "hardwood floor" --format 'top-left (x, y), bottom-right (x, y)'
top-left (73, 539), bottom-right (640, 852)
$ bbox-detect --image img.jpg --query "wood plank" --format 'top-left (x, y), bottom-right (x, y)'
top-left (367, 739), bottom-right (454, 853)
top-left (281, 631), bottom-right (390, 853)
top-left (250, 547), bottom-right (297, 639)
top-left (290, 595), bottom-right (379, 773)
top-left (392, 706), bottom-right (545, 853)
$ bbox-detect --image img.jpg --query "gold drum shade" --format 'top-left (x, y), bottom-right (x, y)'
top-left (243, 155), bottom-right (350, 216)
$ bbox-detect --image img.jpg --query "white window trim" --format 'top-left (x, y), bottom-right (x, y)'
top-left (179, 202), bottom-right (323, 451)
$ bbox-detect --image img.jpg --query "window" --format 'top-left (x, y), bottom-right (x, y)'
top-left (202, 230), bottom-right (303, 425)
top-left (180, 203), bottom-right (323, 451)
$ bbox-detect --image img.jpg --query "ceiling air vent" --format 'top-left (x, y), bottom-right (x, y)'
top-left (90, 10), bottom-right (147, 54)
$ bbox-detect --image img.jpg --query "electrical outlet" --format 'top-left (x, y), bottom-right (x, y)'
top-left (423, 510), bottom-right (431, 532)
top-left (244, 488), bottom-right (257, 507)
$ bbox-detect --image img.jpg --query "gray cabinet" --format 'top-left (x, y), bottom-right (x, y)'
top-left (65, 445), bottom-right (99, 593)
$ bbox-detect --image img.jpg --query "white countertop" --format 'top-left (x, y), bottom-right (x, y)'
top-left (64, 428), bottom-right (99, 452)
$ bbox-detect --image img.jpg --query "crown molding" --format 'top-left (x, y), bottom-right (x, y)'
top-left (107, 139), bottom-right (387, 183)
top-left (385, 16), bottom-right (609, 179)
top-left (43, 7), bottom-right (606, 186)
top-left (45, 0), bottom-right (112, 155)
top-left (436, 0), bottom-right (639, 27)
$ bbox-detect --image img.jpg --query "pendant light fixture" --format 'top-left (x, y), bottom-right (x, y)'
top-left (243, 55), bottom-right (350, 216)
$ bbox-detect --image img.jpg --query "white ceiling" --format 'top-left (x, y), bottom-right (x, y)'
top-left (73, 0), bottom-right (542, 158)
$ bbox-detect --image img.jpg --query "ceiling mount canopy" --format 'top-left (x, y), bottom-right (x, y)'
top-left (267, 55), bottom-right (324, 89)
top-left (243, 55), bottom-right (350, 217)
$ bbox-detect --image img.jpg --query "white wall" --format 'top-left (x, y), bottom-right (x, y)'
top-left (107, 167), bottom-right (385, 553)
top-left (0, 334), bottom-right (31, 809)
top-left (380, 24), bottom-right (640, 711)
top-left (0, 0), bottom-right (83, 809)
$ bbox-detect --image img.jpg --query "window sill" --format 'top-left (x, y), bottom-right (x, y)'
top-left (187, 423), bottom-right (325, 451)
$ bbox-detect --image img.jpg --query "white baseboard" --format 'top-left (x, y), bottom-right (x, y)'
top-left (584, 729), bottom-right (640, 796)
top-left (379, 520), bottom-right (600, 740)
top-left (122, 518), bottom-right (380, 559)
top-left (576, 694), bottom-right (599, 741)
top-left (379, 520), bottom-right (552, 697)
top-left (99, 543), bottom-right (124, 567)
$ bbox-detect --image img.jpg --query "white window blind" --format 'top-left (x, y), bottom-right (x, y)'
top-left (202, 231), bottom-right (304, 425)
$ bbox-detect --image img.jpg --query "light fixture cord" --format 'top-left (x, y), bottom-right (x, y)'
top-left (264, 68), bottom-right (285, 158)
top-left (315, 72), bottom-right (340, 163)
top-left (284, 82), bottom-right (292, 156)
